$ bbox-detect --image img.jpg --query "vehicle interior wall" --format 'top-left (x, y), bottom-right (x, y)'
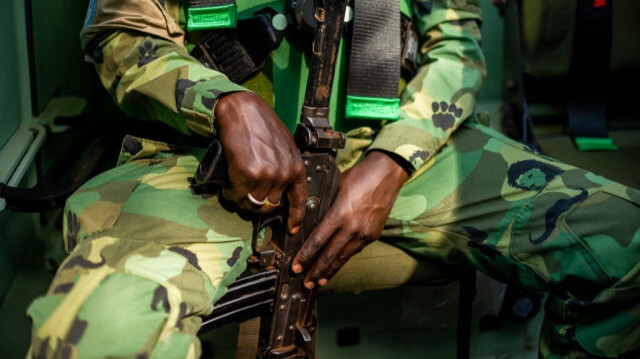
top-left (0, 0), bottom-right (37, 310)
top-left (28, 0), bottom-right (105, 115)
top-left (0, 0), bottom-right (121, 356)
top-left (0, 0), bottom-right (23, 149)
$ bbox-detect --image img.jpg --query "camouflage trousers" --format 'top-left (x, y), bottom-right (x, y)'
top-left (28, 121), bottom-right (640, 358)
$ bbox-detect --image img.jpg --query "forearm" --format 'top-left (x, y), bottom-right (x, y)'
top-left (369, 5), bottom-right (485, 171)
top-left (89, 30), bottom-right (248, 137)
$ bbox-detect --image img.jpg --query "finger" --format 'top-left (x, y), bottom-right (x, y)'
top-left (286, 163), bottom-right (307, 234)
top-left (238, 165), bottom-right (277, 211)
top-left (264, 193), bottom-right (283, 210)
top-left (247, 192), bottom-right (283, 214)
top-left (246, 183), bottom-right (275, 213)
top-left (252, 170), bottom-right (288, 214)
top-left (222, 186), bottom-right (254, 211)
top-left (304, 229), bottom-right (352, 286)
top-left (318, 240), bottom-right (367, 286)
top-left (292, 211), bottom-right (339, 276)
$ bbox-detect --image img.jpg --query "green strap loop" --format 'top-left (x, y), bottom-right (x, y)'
top-left (345, 96), bottom-right (400, 121)
top-left (187, 2), bottom-right (237, 31)
top-left (574, 137), bottom-right (618, 152)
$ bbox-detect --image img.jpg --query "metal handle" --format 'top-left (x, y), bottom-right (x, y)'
top-left (0, 125), bottom-right (46, 212)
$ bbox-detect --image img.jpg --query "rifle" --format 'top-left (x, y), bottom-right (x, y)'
top-left (191, 1), bottom-right (347, 357)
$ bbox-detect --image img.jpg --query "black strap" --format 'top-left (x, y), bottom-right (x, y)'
top-left (191, 30), bottom-right (258, 84)
top-left (513, 0), bottom-right (539, 151)
top-left (190, 12), bottom-right (283, 84)
top-left (345, 0), bottom-right (401, 119)
top-left (567, 0), bottom-right (616, 150)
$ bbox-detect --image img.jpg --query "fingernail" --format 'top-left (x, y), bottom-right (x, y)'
top-left (290, 226), bottom-right (300, 235)
top-left (292, 264), bottom-right (303, 274)
top-left (318, 278), bottom-right (328, 286)
top-left (304, 281), bottom-right (315, 290)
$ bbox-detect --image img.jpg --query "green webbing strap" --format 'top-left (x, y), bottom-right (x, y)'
top-left (188, 0), bottom-right (237, 31)
top-left (574, 137), bottom-right (618, 152)
top-left (345, 96), bottom-right (400, 120)
top-left (568, 0), bottom-right (615, 151)
top-left (345, 0), bottom-right (401, 121)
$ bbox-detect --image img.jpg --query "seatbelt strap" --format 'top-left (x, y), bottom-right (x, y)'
top-left (567, 0), bottom-right (617, 151)
top-left (345, 0), bottom-right (402, 120)
top-left (188, 0), bottom-right (237, 31)
top-left (513, 0), bottom-right (539, 151)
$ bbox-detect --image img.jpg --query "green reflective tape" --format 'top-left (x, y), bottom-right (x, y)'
top-left (345, 96), bottom-right (399, 120)
top-left (574, 137), bottom-right (618, 151)
top-left (187, 4), bottom-right (237, 31)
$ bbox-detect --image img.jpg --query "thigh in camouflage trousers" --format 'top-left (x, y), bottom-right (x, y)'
top-left (383, 122), bottom-right (640, 358)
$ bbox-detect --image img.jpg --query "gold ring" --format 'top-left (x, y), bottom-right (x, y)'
top-left (264, 200), bottom-right (281, 208)
top-left (247, 193), bottom-right (267, 206)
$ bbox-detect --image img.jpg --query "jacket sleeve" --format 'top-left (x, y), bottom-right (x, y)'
top-left (81, 0), bottom-right (249, 137)
top-left (367, 0), bottom-right (486, 171)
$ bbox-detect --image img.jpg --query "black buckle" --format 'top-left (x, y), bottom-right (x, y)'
top-left (401, 13), bottom-right (419, 79)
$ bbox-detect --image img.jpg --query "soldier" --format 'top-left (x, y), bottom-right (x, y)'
top-left (27, 0), bottom-right (640, 358)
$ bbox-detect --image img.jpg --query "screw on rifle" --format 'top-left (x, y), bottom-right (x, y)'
top-left (307, 176), bottom-right (312, 183)
top-left (279, 304), bottom-right (286, 311)
top-left (277, 335), bottom-right (284, 343)
top-left (315, 165), bottom-right (322, 172)
top-left (306, 199), bottom-right (319, 211)
top-left (289, 325), bottom-right (295, 331)
top-left (280, 283), bottom-right (289, 300)
top-left (304, 160), bottom-right (310, 167)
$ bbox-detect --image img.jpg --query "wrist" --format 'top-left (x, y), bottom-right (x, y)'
top-left (363, 151), bottom-right (410, 186)
top-left (213, 91), bottom-right (257, 129)
top-left (214, 92), bottom-right (244, 121)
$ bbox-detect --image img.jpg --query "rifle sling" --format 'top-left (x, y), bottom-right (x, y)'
top-left (345, 0), bottom-right (402, 120)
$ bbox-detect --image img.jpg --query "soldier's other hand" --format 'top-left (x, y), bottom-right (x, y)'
top-left (291, 151), bottom-right (409, 288)
top-left (214, 92), bottom-right (307, 233)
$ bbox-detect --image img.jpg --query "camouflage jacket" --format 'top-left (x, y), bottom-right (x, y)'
top-left (81, 0), bottom-right (485, 172)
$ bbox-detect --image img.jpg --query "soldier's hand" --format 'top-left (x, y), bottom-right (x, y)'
top-left (291, 151), bottom-right (409, 288)
top-left (214, 92), bottom-right (307, 233)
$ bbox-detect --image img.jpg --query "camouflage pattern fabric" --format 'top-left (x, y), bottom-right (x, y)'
top-left (79, 0), bottom-right (484, 168)
top-left (385, 121), bottom-right (640, 358)
top-left (28, 122), bottom-right (640, 358)
top-left (27, 0), bottom-right (640, 358)
top-left (28, 138), bottom-right (254, 358)
top-left (368, 1), bottom-right (484, 171)
top-left (86, 30), bottom-right (248, 137)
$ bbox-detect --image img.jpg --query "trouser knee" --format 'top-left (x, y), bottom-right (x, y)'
top-left (524, 184), bottom-right (640, 358)
top-left (28, 237), bottom-right (216, 359)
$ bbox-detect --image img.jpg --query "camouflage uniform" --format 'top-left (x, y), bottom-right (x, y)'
top-left (27, 0), bottom-right (640, 358)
